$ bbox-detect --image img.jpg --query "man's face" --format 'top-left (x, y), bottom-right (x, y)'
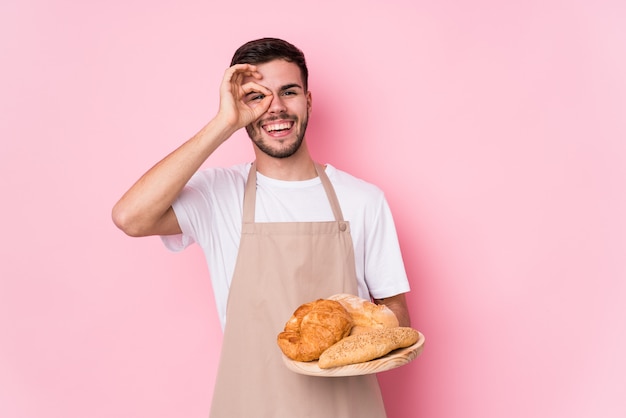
top-left (243, 59), bottom-right (311, 159)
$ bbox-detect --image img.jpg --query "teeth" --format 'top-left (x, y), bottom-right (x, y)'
top-left (265, 122), bottom-right (292, 132)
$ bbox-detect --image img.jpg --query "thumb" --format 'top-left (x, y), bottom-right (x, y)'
top-left (251, 93), bottom-right (273, 119)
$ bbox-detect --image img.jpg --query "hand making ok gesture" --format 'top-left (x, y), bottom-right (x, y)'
top-left (216, 63), bottom-right (273, 132)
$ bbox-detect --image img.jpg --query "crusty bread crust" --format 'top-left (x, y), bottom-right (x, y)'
top-left (318, 327), bottom-right (419, 369)
top-left (328, 293), bottom-right (399, 334)
top-left (277, 299), bottom-right (354, 362)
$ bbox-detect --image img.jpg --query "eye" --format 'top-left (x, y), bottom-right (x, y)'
top-left (282, 90), bottom-right (297, 97)
top-left (246, 93), bottom-right (265, 103)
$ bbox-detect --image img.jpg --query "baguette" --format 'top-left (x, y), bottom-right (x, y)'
top-left (318, 327), bottom-right (419, 369)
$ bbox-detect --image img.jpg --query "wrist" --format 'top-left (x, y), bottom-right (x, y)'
top-left (208, 114), bottom-right (240, 142)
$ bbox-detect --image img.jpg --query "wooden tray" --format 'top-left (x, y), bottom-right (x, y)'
top-left (282, 331), bottom-right (425, 377)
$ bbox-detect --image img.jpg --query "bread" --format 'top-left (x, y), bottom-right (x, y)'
top-left (277, 299), bottom-right (354, 362)
top-left (318, 327), bottom-right (419, 369)
top-left (328, 293), bottom-right (399, 334)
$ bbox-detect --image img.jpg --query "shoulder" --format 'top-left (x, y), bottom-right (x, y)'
top-left (326, 164), bottom-right (385, 201)
top-left (188, 163), bottom-right (251, 189)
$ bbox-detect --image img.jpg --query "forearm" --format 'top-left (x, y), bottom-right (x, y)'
top-left (374, 293), bottom-right (411, 327)
top-left (113, 64), bottom-right (273, 237)
top-left (112, 116), bottom-right (235, 237)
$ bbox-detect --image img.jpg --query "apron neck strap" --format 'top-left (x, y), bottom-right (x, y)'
top-left (242, 162), bottom-right (345, 223)
top-left (314, 162), bottom-right (345, 222)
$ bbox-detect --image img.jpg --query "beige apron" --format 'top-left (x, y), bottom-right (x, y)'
top-left (209, 162), bottom-right (387, 418)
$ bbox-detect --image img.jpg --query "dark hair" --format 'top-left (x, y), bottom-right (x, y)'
top-left (230, 38), bottom-right (309, 90)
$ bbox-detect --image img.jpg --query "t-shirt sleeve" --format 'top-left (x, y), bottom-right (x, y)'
top-left (160, 231), bottom-right (192, 252)
top-left (160, 175), bottom-right (213, 252)
top-left (363, 194), bottom-right (411, 299)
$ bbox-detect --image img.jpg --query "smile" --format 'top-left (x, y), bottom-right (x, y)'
top-left (263, 121), bottom-right (294, 133)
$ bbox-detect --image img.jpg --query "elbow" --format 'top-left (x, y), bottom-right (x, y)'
top-left (111, 203), bottom-right (144, 237)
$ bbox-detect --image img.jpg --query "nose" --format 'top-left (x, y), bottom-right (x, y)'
top-left (268, 94), bottom-right (287, 114)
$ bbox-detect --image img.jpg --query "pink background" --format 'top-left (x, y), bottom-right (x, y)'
top-left (1, 1), bottom-right (625, 417)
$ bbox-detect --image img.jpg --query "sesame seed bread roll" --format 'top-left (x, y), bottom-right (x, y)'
top-left (318, 327), bottom-right (419, 369)
top-left (328, 293), bottom-right (399, 334)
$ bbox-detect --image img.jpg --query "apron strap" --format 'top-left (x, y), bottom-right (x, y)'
top-left (314, 162), bottom-right (345, 222)
top-left (242, 162), bottom-right (345, 223)
top-left (242, 162), bottom-right (257, 223)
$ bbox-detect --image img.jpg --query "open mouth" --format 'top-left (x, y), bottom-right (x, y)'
top-left (262, 120), bottom-right (295, 136)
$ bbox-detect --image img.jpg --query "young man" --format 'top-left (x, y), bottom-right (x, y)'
top-left (113, 38), bottom-right (411, 417)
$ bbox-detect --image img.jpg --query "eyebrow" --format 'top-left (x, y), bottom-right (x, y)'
top-left (280, 83), bottom-right (302, 91)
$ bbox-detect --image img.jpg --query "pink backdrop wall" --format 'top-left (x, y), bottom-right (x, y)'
top-left (1, 1), bottom-right (625, 417)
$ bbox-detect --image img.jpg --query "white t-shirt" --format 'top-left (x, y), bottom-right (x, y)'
top-left (162, 163), bottom-right (410, 329)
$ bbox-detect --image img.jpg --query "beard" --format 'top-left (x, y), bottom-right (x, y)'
top-left (245, 111), bottom-right (309, 159)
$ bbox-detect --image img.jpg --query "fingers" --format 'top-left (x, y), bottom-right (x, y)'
top-left (216, 64), bottom-right (274, 128)
top-left (250, 90), bottom-right (273, 119)
top-left (229, 63), bottom-right (261, 75)
top-left (240, 81), bottom-right (272, 98)
top-left (222, 64), bottom-right (272, 98)
top-left (223, 63), bottom-right (262, 86)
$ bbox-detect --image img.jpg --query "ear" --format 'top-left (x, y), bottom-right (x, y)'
top-left (306, 91), bottom-right (313, 113)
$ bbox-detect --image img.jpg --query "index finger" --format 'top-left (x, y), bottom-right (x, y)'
top-left (224, 63), bottom-right (263, 82)
top-left (241, 81), bottom-right (273, 100)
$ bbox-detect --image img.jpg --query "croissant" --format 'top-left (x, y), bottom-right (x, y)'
top-left (277, 299), bottom-right (353, 362)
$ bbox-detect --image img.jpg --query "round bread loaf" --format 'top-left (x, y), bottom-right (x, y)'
top-left (328, 293), bottom-right (399, 334)
top-left (277, 299), bottom-right (354, 362)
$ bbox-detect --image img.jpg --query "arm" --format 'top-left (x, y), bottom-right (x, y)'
top-left (112, 64), bottom-right (273, 237)
top-left (374, 293), bottom-right (411, 327)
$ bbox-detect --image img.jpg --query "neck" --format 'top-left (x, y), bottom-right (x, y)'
top-left (253, 141), bottom-right (317, 180)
